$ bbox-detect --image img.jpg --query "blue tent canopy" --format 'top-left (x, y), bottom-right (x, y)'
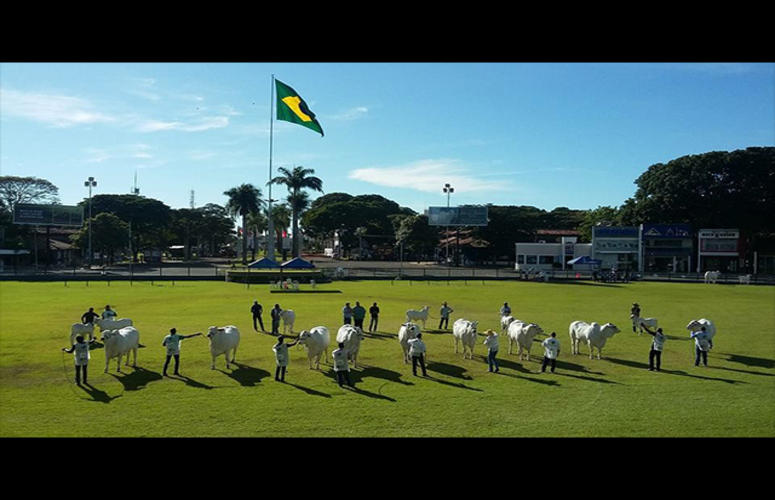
top-left (280, 257), bottom-right (315, 269)
top-left (248, 257), bottom-right (280, 269)
top-left (566, 256), bottom-right (602, 266)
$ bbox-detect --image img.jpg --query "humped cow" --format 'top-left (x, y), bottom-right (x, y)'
top-left (630, 314), bottom-right (658, 335)
top-left (686, 318), bottom-right (716, 349)
top-left (704, 271), bottom-right (720, 284)
top-left (281, 309), bottom-right (296, 334)
top-left (95, 317), bottom-right (133, 332)
top-left (206, 325), bottom-right (240, 370)
top-left (501, 315), bottom-right (516, 332)
top-left (405, 306), bottom-right (430, 329)
top-left (507, 320), bottom-right (544, 360)
top-left (70, 322), bottom-right (95, 345)
top-left (452, 319), bottom-right (478, 359)
top-left (336, 324), bottom-right (365, 369)
top-left (569, 321), bottom-right (620, 359)
top-left (398, 322), bottom-right (421, 363)
top-left (297, 326), bottom-right (330, 369)
top-left (101, 326), bottom-right (140, 373)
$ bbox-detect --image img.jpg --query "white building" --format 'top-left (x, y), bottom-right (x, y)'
top-left (515, 237), bottom-right (592, 272)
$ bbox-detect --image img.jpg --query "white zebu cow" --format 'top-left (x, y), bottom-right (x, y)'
top-left (686, 318), bottom-right (716, 348)
top-left (507, 321), bottom-right (544, 360)
top-left (206, 325), bottom-right (240, 370)
top-left (704, 271), bottom-right (720, 284)
top-left (630, 314), bottom-right (658, 335)
top-left (70, 322), bottom-right (95, 345)
top-left (336, 324), bottom-right (365, 369)
top-left (405, 306), bottom-right (430, 329)
top-left (569, 321), bottom-right (620, 359)
top-left (281, 309), bottom-right (296, 334)
top-left (95, 317), bottom-right (133, 332)
top-left (297, 326), bottom-right (330, 369)
top-left (398, 322), bottom-right (421, 363)
top-left (101, 326), bottom-right (139, 373)
top-left (500, 315), bottom-right (516, 332)
top-left (452, 319), bottom-right (478, 359)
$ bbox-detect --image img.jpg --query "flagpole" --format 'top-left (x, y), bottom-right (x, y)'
top-left (266, 74), bottom-right (275, 261)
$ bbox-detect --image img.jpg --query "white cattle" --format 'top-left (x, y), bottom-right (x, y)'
top-left (336, 324), bottom-right (365, 369)
top-left (630, 314), bottom-right (658, 335)
top-left (70, 322), bottom-right (95, 344)
top-left (507, 321), bottom-right (544, 360)
top-left (704, 271), bottom-right (720, 284)
top-left (569, 321), bottom-right (620, 359)
top-left (686, 318), bottom-right (716, 348)
top-left (452, 319), bottom-right (478, 359)
top-left (206, 325), bottom-right (240, 370)
top-left (297, 326), bottom-right (330, 369)
top-left (738, 274), bottom-right (751, 284)
top-left (95, 317), bottom-right (133, 332)
top-left (405, 306), bottom-right (430, 328)
top-left (500, 315), bottom-right (516, 332)
top-left (398, 322), bottom-right (421, 363)
top-left (281, 309), bottom-right (296, 334)
top-left (101, 326), bottom-right (139, 373)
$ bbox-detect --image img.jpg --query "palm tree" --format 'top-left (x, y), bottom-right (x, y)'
top-left (287, 191), bottom-right (310, 257)
top-left (269, 203), bottom-right (291, 258)
top-left (246, 210), bottom-right (267, 261)
top-left (270, 166), bottom-right (323, 257)
top-left (224, 184), bottom-right (264, 265)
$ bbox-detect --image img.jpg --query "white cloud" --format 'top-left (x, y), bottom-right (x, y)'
top-left (348, 159), bottom-right (510, 193)
top-left (136, 116), bottom-right (229, 133)
top-left (329, 106), bottom-right (368, 121)
top-left (1, 89), bottom-right (115, 127)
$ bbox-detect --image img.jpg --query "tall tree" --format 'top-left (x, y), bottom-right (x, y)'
top-left (286, 190), bottom-right (310, 256)
top-left (270, 166), bottom-right (323, 257)
top-left (224, 184), bottom-right (264, 265)
top-left (0, 176), bottom-right (60, 212)
top-left (246, 210), bottom-right (268, 260)
top-left (269, 203), bottom-right (291, 257)
top-left (70, 212), bottom-right (129, 265)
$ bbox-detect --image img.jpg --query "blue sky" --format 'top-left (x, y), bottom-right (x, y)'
top-left (1, 62), bottom-right (773, 215)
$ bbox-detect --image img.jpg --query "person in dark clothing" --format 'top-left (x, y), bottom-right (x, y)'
top-left (369, 302), bottom-right (380, 332)
top-left (270, 304), bottom-right (282, 335)
top-left (251, 300), bottom-right (265, 332)
top-left (352, 302), bottom-right (366, 329)
top-left (81, 307), bottom-right (99, 325)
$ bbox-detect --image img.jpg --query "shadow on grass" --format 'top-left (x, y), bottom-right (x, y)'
top-left (550, 280), bottom-right (624, 288)
top-left (660, 368), bottom-right (746, 384)
top-left (709, 366), bottom-right (774, 378)
top-left (219, 362), bottom-right (271, 387)
top-left (722, 353), bottom-right (775, 370)
top-left (109, 366), bottom-right (162, 391)
top-left (168, 374), bottom-right (216, 389)
top-left (426, 360), bottom-right (473, 380)
top-left (422, 373), bottom-right (483, 392)
top-left (79, 382), bottom-right (123, 403)
top-left (322, 370), bottom-right (396, 402)
top-left (285, 382), bottom-right (332, 398)
top-left (363, 331), bottom-right (395, 341)
top-left (350, 364), bottom-right (414, 386)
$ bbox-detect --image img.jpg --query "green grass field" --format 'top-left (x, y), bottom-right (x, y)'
top-left (1, 279), bottom-right (773, 437)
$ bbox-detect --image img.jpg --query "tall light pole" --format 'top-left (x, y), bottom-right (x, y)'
top-left (443, 183), bottom-right (454, 263)
top-left (84, 176), bottom-right (97, 267)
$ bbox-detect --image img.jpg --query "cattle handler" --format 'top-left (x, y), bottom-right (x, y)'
top-left (63, 335), bottom-right (97, 385)
top-left (162, 328), bottom-right (202, 376)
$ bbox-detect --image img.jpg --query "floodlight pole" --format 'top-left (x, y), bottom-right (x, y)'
top-left (84, 176), bottom-right (97, 268)
top-left (266, 74), bottom-right (276, 261)
top-left (443, 183), bottom-right (454, 264)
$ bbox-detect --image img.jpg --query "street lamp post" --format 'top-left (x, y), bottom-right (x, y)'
top-left (84, 176), bottom-right (97, 267)
top-left (443, 183), bottom-right (454, 264)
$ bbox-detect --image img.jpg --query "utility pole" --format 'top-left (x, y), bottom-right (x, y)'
top-left (443, 183), bottom-right (454, 264)
top-left (84, 176), bottom-right (97, 268)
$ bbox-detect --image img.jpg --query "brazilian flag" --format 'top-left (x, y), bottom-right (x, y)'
top-left (275, 79), bottom-right (324, 137)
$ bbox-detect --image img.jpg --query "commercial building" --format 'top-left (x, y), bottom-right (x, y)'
top-left (515, 237), bottom-right (592, 271)
top-left (697, 229), bottom-right (740, 272)
top-left (640, 224), bottom-right (693, 272)
top-left (591, 226), bottom-right (640, 271)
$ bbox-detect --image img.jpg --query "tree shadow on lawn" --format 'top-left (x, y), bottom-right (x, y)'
top-left (79, 382), bottom-right (123, 403)
top-left (219, 362), bottom-right (271, 387)
top-left (109, 366), bottom-right (162, 391)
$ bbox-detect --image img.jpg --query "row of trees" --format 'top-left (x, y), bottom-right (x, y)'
top-left (2, 147), bottom-right (773, 266)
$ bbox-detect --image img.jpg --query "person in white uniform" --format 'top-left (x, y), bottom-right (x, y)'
top-left (691, 326), bottom-right (712, 367)
top-left (162, 328), bottom-right (202, 376)
top-left (541, 332), bottom-right (560, 373)
top-left (62, 335), bottom-right (96, 385)
top-left (272, 335), bottom-right (299, 382)
top-left (499, 302), bottom-right (511, 317)
top-left (332, 342), bottom-right (353, 387)
top-left (408, 332), bottom-right (428, 376)
top-left (483, 329), bottom-right (500, 373)
top-left (641, 324), bottom-right (666, 371)
top-left (102, 305), bottom-right (117, 320)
